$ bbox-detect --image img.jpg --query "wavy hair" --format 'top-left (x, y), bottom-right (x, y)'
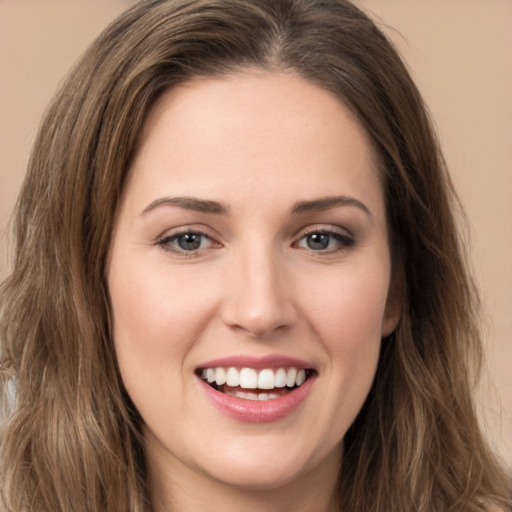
top-left (1, 0), bottom-right (510, 510)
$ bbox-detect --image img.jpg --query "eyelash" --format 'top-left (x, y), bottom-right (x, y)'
top-left (156, 229), bottom-right (219, 257)
top-left (294, 228), bottom-right (355, 253)
top-left (156, 227), bottom-right (355, 257)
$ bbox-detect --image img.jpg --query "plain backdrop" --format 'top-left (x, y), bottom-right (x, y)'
top-left (0, 0), bottom-right (511, 467)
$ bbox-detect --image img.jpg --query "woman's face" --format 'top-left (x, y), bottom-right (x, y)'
top-left (108, 72), bottom-right (399, 495)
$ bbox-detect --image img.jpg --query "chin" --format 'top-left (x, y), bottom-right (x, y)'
top-left (205, 458), bottom-right (311, 492)
top-left (193, 438), bottom-right (342, 493)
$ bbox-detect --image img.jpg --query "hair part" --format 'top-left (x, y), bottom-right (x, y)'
top-left (1, 0), bottom-right (510, 510)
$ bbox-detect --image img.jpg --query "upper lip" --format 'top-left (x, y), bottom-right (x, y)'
top-left (196, 354), bottom-right (315, 371)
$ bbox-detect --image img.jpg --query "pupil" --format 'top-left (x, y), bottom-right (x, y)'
top-left (178, 234), bottom-right (201, 250)
top-left (307, 233), bottom-right (329, 250)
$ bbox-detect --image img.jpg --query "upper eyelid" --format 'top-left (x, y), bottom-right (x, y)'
top-left (294, 223), bottom-right (354, 239)
top-left (155, 225), bottom-right (218, 243)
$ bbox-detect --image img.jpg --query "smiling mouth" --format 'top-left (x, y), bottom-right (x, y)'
top-left (197, 367), bottom-right (315, 401)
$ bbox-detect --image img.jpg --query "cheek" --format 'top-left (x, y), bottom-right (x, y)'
top-left (301, 264), bottom-right (390, 345)
top-left (108, 260), bottom-right (219, 385)
top-left (296, 260), bottom-right (389, 402)
top-left (296, 265), bottom-right (388, 431)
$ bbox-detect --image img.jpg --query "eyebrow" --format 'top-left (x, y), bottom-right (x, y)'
top-left (291, 195), bottom-right (372, 217)
top-left (140, 194), bottom-right (371, 218)
top-left (141, 196), bottom-right (229, 216)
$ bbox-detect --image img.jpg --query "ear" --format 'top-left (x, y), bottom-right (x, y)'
top-left (381, 267), bottom-right (403, 337)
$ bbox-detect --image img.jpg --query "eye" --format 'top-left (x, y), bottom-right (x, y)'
top-left (296, 230), bottom-right (354, 252)
top-left (157, 230), bottom-right (217, 254)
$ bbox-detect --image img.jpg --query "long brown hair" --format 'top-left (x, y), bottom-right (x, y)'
top-left (1, 0), bottom-right (510, 510)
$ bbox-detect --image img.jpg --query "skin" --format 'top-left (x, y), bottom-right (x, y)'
top-left (107, 70), bottom-right (400, 512)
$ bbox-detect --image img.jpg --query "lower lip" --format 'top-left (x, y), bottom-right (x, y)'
top-left (198, 375), bottom-right (316, 423)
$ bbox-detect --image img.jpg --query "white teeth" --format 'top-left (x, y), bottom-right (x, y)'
top-left (257, 369), bottom-right (275, 389)
top-left (274, 368), bottom-right (287, 388)
top-left (215, 367), bottom-right (227, 385)
top-left (201, 366), bottom-right (311, 390)
top-left (286, 368), bottom-right (297, 387)
top-left (226, 367), bottom-right (240, 387)
top-left (224, 389), bottom-right (279, 401)
top-left (239, 368), bottom-right (258, 388)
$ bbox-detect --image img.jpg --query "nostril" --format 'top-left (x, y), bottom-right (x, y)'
top-left (222, 303), bottom-right (297, 339)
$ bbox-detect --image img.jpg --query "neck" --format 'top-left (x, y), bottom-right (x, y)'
top-left (147, 445), bottom-right (341, 512)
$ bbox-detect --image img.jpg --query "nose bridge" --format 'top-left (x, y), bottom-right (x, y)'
top-left (221, 237), bottom-right (296, 337)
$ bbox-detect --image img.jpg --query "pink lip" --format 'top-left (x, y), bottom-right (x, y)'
top-left (197, 372), bottom-right (316, 424)
top-left (196, 354), bottom-right (314, 371)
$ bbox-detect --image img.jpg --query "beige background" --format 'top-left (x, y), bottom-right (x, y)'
top-left (0, 1), bottom-right (511, 466)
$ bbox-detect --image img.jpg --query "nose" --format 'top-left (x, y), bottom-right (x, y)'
top-left (220, 245), bottom-right (297, 339)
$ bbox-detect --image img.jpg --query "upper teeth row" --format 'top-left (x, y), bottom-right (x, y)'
top-left (200, 367), bottom-right (307, 390)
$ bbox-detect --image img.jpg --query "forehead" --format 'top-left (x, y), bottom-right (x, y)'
top-left (125, 71), bottom-right (384, 217)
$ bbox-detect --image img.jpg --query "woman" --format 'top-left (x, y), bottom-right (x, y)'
top-left (0, 0), bottom-right (510, 510)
